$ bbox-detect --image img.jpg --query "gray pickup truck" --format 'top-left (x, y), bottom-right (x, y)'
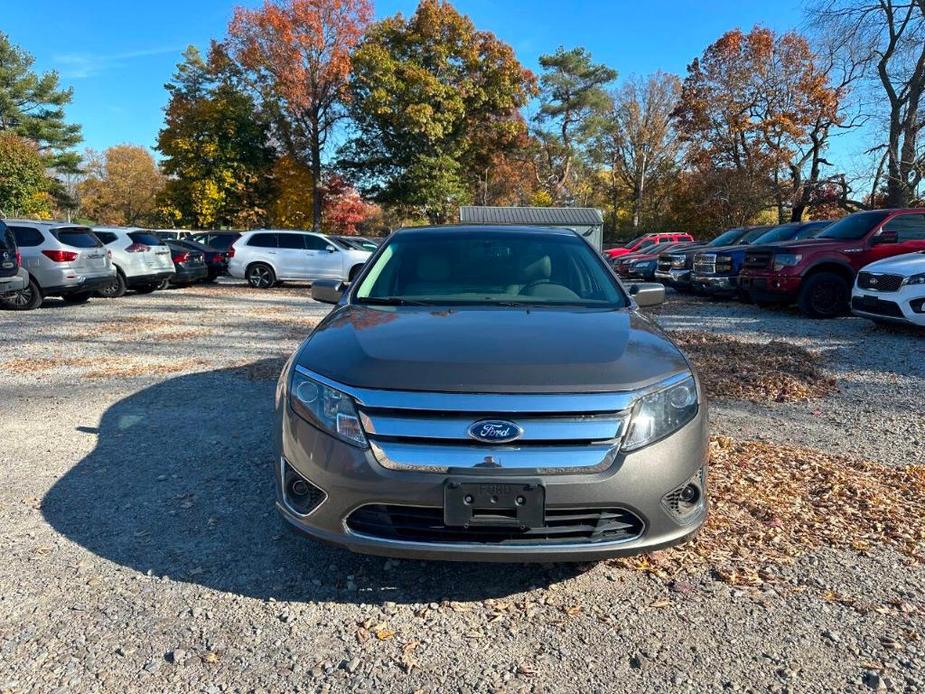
top-left (275, 225), bottom-right (709, 562)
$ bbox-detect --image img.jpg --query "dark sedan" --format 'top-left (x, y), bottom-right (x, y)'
top-left (168, 238), bottom-right (229, 282)
top-left (163, 240), bottom-right (208, 286)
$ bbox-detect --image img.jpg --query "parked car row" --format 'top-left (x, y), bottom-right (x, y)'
top-left (0, 220), bottom-right (378, 310)
top-left (648, 209), bottom-right (925, 327)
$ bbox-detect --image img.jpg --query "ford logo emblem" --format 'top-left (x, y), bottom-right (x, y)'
top-left (467, 419), bottom-right (523, 444)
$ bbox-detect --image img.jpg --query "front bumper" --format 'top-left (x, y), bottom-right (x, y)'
top-left (691, 273), bottom-right (738, 294)
top-left (276, 401), bottom-right (710, 562)
top-left (654, 269), bottom-right (691, 288)
top-left (738, 271), bottom-right (801, 302)
top-left (851, 288), bottom-right (925, 327)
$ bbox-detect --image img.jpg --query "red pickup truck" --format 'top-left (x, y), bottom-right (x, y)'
top-left (605, 232), bottom-right (694, 259)
top-left (738, 209), bottom-right (925, 318)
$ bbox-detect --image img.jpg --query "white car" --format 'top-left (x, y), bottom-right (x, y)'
top-left (92, 227), bottom-right (176, 297)
top-left (228, 230), bottom-right (371, 289)
top-left (851, 252), bottom-right (925, 327)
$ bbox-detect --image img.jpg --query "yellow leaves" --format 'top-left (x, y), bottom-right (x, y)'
top-left (271, 155), bottom-right (314, 229)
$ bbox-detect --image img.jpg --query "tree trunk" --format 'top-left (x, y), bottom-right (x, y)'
top-left (310, 120), bottom-right (323, 231)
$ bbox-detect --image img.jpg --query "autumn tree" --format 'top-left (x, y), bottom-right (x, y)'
top-left (78, 145), bottom-right (165, 225)
top-left (0, 132), bottom-right (53, 217)
top-left (342, 0), bottom-right (536, 222)
top-left (0, 32), bottom-right (81, 173)
top-left (228, 0), bottom-right (372, 231)
top-left (533, 47), bottom-right (616, 204)
top-left (321, 174), bottom-right (379, 233)
top-left (590, 72), bottom-right (681, 231)
top-left (271, 155), bottom-right (315, 228)
top-left (673, 27), bottom-right (846, 223)
top-left (157, 44), bottom-right (277, 229)
top-left (810, 0), bottom-right (925, 208)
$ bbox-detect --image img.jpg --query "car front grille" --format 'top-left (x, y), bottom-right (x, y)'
top-left (851, 296), bottom-right (905, 317)
top-left (346, 504), bottom-right (644, 545)
top-left (693, 253), bottom-right (716, 274)
top-left (857, 272), bottom-right (904, 292)
top-left (357, 390), bottom-right (631, 474)
top-left (745, 251), bottom-right (772, 269)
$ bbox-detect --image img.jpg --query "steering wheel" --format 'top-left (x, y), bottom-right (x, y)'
top-left (519, 278), bottom-right (554, 295)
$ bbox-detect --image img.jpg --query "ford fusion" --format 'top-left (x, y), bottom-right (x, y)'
top-left (275, 225), bottom-right (708, 562)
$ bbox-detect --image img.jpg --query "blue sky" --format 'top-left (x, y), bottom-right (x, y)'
top-left (6, 0), bottom-right (866, 168)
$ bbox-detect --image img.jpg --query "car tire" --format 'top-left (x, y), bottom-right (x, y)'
top-left (97, 270), bottom-right (127, 298)
top-left (798, 272), bottom-right (850, 319)
top-left (156, 279), bottom-right (171, 290)
top-left (62, 292), bottom-right (92, 304)
top-left (247, 263), bottom-right (276, 289)
top-left (0, 276), bottom-right (43, 311)
top-left (134, 284), bottom-right (158, 294)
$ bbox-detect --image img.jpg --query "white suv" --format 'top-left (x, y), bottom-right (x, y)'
top-left (92, 227), bottom-right (176, 297)
top-left (851, 252), bottom-right (925, 327)
top-left (228, 230), bottom-right (371, 289)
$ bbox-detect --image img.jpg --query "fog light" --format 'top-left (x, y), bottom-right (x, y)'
top-left (662, 467), bottom-right (707, 525)
top-left (280, 458), bottom-right (326, 516)
top-left (911, 298), bottom-right (925, 314)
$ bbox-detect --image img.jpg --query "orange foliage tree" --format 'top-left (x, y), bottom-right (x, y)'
top-left (673, 27), bottom-right (846, 223)
top-left (321, 174), bottom-right (379, 234)
top-left (228, 0), bottom-right (372, 231)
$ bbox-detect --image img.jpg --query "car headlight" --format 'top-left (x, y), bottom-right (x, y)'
top-left (622, 375), bottom-right (699, 451)
top-left (772, 253), bottom-right (802, 271)
top-left (289, 370), bottom-right (367, 447)
top-left (906, 272), bottom-right (925, 286)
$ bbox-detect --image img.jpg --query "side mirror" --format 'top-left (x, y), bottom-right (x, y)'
top-left (629, 282), bottom-right (665, 307)
top-left (872, 230), bottom-right (898, 245)
top-left (311, 278), bottom-right (347, 304)
top-left (325, 245), bottom-right (337, 253)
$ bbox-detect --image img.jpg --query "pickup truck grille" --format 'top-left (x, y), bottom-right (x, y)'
top-left (857, 272), bottom-right (904, 292)
top-left (346, 504), bottom-right (644, 545)
top-left (693, 253), bottom-right (716, 274)
top-left (657, 253), bottom-right (689, 272)
top-left (354, 390), bottom-right (632, 474)
top-left (744, 251), bottom-right (772, 269)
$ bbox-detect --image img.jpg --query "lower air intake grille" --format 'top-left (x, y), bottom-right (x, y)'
top-left (346, 505), bottom-right (644, 545)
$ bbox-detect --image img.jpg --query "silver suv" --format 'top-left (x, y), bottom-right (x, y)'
top-left (2, 220), bottom-right (114, 310)
top-left (92, 227), bottom-right (175, 297)
top-left (227, 230), bottom-right (371, 288)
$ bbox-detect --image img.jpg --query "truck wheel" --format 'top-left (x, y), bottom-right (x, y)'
top-left (98, 270), bottom-right (127, 298)
top-left (247, 263), bottom-right (276, 289)
top-left (798, 272), bottom-right (850, 319)
top-left (1, 277), bottom-right (43, 311)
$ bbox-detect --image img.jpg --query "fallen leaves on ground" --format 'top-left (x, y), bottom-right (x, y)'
top-left (234, 357), bottom-right (288, 381)
top-left (83, 358), bottom-right (209, 380)
top-left (669, 330), bottom-right (836, 402)
top-left (615, 436), bottom-right (925, 585)
top-left (1, 357), bottom-right (95, 373)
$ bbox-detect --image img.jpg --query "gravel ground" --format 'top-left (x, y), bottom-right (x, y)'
top-left (0, 283), bottom-right (922, 693)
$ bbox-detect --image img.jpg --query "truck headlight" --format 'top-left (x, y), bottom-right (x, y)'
top-left (622, 375), bottom-right (698, 451)
top-left (906, 272), bottom-right (925, 286)
top-left (772, 253), bottom-right (802, 271)
top-left (289, 370), bottom-right (367, 447)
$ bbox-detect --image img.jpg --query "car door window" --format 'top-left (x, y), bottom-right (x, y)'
top-left (882, 214), bottom-right (925, 242)
top-left (248, 233), bottom-right (278, 248)
top-left (10, 226), bottom-right (44, 247)
top-left (277, 234), bottom-right (306, 249)
top-left (303, 235), bottom-right (331, 251)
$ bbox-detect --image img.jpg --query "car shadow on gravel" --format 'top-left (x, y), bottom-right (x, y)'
top-left (42, 360), bottom-right (582, 605)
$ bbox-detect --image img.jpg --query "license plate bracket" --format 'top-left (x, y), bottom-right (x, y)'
top-left (444, 480), bottom-right (545, 529)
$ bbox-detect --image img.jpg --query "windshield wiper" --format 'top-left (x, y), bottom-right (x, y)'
top-left (358, 296), bottom-right (433, 306)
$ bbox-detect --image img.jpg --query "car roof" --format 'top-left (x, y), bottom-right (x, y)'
top-left (394, 224), bottom-right (581, 238)
top-left (4, 219), bottom-right (92, 230)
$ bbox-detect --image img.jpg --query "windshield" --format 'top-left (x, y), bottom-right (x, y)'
top-left (355, 231), bottom-right (627, 308)
top-left (818, 211), bottom-right (890, 240)
top-left (707, 228), bottom-right (746, 246)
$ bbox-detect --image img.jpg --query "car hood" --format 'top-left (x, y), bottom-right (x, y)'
top-left (750, 238), bottom-right (851, 254)
top-left (700, 244), bottom-right (748, 257)
top-left (298, 305), bottom-right (691, 393)
top-left (862, 251), bottom-right (925, 274)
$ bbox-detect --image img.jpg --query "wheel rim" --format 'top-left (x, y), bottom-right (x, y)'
top-left (8, 286), bottom-right (34, 307)
top-left (250, 266), bottom-right (272, 288)
top-left (101, 279), bottom-right (119, 296)
top-left (811, 281), bottom-right (842, 315)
